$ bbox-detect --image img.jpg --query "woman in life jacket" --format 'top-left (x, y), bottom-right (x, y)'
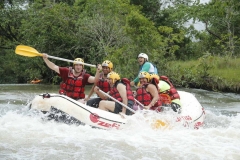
top-left (97, 71), bottom-right (135, 115)
top-left (42, 54), bottom-right (101, 102)
top-left (150, 74), bottom-right (182, 113)
top-left (135, 71), bottom-right (162, 112)
top-left (86, 60), bottom-right (113, 108)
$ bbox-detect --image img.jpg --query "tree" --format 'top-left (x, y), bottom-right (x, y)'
top-left (169, 0), bottom-right (240, 57)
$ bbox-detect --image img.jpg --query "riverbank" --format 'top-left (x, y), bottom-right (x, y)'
top-left (165, 55), bottom-right (240, 93)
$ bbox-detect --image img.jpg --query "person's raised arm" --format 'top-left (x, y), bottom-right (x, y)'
top-left (42, 53), bottom-right (60, 74)
top-left (87, 64), bottom-right (102, 83)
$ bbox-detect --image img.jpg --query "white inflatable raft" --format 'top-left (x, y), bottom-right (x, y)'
top-left (29, 91), bottom-right (205, 130)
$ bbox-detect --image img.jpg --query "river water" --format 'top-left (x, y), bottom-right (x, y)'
top-left (0, 84), bottom-right (240, 160)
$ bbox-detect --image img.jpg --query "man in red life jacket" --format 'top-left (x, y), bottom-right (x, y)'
top-left (85, 60), bottom-right (113, 108)
top-left (42, 53), bottom-right (101, 102)
top-left (97, 71), bottom-right (135, 115)
top-left (135, 71), bottom-right (162, 112)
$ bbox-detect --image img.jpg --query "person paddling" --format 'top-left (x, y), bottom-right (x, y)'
top-left (97, 71), bottom-right (135, 115)
top-left (42, 53), bottom-right (101, 102)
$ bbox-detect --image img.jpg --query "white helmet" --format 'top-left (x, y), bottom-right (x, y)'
top-left (138, 53), bottom-right (148, 61)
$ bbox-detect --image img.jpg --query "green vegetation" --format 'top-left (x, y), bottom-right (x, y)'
top-left (166, 56), bottom-right (240, 93)
top-left (210, 57), bottom-right (240, 83)
top-left (1, 0), bottom-right (240, 93)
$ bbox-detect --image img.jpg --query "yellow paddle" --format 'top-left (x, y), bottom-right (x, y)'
top-left (15, 45), bottom-right (96, 67)
top-left (152, 119), bottom-right (167, 129)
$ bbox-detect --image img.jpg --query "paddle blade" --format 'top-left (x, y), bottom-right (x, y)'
top-left (15, 45), bottom-right (42, 57)
top-left (152, 119), bottom-right (167, 129)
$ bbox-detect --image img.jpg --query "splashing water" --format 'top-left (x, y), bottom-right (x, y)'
top-left (0, 85), bottom-right (240, 159)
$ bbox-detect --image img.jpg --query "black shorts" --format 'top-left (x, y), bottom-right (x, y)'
top-left (113, 100), bottom-right (134, 115)
top-left (86, 97), bottom-right (102, 108)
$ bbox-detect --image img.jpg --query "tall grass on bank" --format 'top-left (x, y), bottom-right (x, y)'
top-left (165, 56), bottom-right (240, 93)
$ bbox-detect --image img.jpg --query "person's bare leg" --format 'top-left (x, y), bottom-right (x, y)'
top-left (99, 100), bottom-right (115, 112)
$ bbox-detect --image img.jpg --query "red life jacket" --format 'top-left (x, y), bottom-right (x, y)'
top-left (160, 76), bottom-right (180, 100)
top-left (97, 73), bottom-right (110, 93)
top-left (136, 84), bottom-right (151, 106)
top-left (160, 93), bottom-right (172, 105)
top-left (136, 83), bottom-right (162, 112)
top-left (59, 68), bottom-right (85, 100)
top-left (109, 78), bottom-right (134, 102)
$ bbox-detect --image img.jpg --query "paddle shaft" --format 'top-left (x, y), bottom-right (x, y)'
top-left (99, 90), bottom-right (136, 114)
top-left (47, 55), bottom-right (96, 68)
top-left (15, 45), bottom-right (96, 68)
top-left (134, 98), bottom-right (144, 107)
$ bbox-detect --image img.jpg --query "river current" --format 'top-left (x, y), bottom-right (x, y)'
top-left (0, 84), bottom-right (239, 160)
